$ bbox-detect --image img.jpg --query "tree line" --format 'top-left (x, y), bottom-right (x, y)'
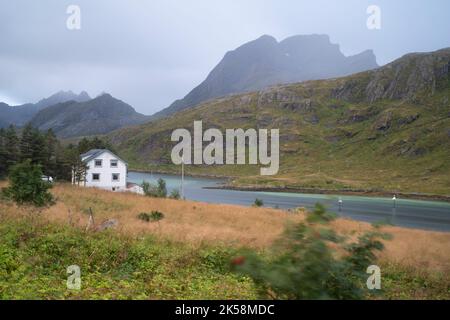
top-left (0, 123), bottom-right (116, 181)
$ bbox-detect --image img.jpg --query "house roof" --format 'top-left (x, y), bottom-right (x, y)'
top-left (81, 149), bottom-right (128, 165)
top-left (127, 182), bottom-right (141, 188)
top-left (80, 149), bottom-right (104, 159)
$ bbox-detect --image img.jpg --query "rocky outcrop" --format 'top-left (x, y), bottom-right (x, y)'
top-left (332, 48), bottom-right (450, 104)
top-left (95, 219), bottom-right (119, 232)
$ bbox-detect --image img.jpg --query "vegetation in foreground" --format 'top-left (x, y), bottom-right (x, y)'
top-left (0, 217), bottom-right (256, 299)
top-left (0, 173), bottom-right (449, 299)
top-left (0, 209), bottom-right (449, 300)
top-left (234, 204), bottom-right (390, 299)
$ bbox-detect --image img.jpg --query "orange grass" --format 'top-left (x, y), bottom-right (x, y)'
top-left (1, 182), bottom-right (449, 273)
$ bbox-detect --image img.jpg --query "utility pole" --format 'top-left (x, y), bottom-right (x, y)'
top-left (181, 154), bottom-right (185, 200)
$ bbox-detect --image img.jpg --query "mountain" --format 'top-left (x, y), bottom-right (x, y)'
top-left (0, 90), bottom-right (91, 127)
top-left (108, 47), bottom-right (450, 195)
top-left (34, 90), bottom-right (91, 110)
top-left (30, 93), bottom-right (150, 138)
top-left (152, 34), bottom-right (379, 119)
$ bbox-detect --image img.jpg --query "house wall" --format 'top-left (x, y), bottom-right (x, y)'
top-left (84, 151), bottom-right (127, 191)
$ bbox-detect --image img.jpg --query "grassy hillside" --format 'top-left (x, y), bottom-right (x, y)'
top-left (1, 183), bottom-right (449, 299)
top-left (108, 48), bottom-right (450, 196)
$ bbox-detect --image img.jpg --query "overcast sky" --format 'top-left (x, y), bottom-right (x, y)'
top-left (1, 0), bottom-right (449, 114)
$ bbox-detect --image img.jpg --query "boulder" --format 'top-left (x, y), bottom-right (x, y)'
top-left (95, 219), bottom-right (119, 232)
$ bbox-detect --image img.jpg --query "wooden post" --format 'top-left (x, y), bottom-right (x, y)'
top-left (85, 207), bottom-right (95, 231)
top-left (68, 209), bottom-right (73, 226)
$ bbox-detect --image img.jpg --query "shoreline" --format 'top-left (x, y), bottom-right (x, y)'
top-left (130, 168), bottom-right (234, 181)
top-left (129, 169), bottom-right (450, 203)
top-left (205, 185), bottom-right (450, 203)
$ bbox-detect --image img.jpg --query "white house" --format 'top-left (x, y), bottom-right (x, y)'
top-left (73, 149), bottom-right (143, 194)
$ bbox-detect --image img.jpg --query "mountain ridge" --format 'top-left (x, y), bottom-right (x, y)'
top-left (151, 34), bottom-right (379, 119)
top-left (30, 93), bottom-right (150, 138)
top-left (0, 91), bottom-right (92, 127)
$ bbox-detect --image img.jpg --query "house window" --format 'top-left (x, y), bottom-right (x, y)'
top-left (94, 159), bottom-right (102, 167)
top-left (92, 173), bottom-right (100, 181)
top-left (110, 159), bottom-right (118, 168)
top-left (112, 173), bottom-right (120, 182)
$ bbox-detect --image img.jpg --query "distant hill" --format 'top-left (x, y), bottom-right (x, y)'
top-left (152, 34), bottom-right (379, 119)
top-left (0, 90), bottom-right (91, 127)
top-left (108, 47), bottom-right (450, 195)
top-left (30, 93), bottom-right (150, 138)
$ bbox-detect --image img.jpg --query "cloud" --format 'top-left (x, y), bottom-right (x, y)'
top-left (1, 0), bottom-right (449, 114)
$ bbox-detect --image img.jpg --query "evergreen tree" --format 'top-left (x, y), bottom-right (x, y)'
top-left (31, 128), bottom-right (46, 165)
top-left (20, 123), bottom-right (46, 165)
top-left (20, 123), bottom-right (34, 161)
top-left (2, 126), bottom-right (116, 182)
top-left (2, 160), bottom-right (54, 207)
top-left (4, 125), bottom-right (19, 170)
top-left (42, 129), bottom-right (58, 178)
top-left (56, 143), bottom-right (78, 181)
top-left (0, 128), bottom-right (7, 177)
top-left (77, 136), bottom-right (116, 154)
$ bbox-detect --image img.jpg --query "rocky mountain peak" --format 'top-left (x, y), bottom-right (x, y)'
top-left (152, 34), bottom-right (378, 119)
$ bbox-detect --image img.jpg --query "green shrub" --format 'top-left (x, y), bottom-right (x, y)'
top-left (138, 211), bottom-right (165, 222)
top-left (141, 181), bottom-right (155, 197)
top-left (2, 160), bottom-right (54, 207)
top-left (156, 179), bottom-right (167, 198)
top-left (232, 203), bottom-right (390, 300)
top-left (141, 178), bottom-right (167, 198)
top-left (138, 212), bottom-right (151, 222)
top-left (253, 198), bottom-right (264, 207)
top-left (169, 189), bottom-right (181, 200)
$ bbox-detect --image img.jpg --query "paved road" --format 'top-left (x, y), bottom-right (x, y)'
top-left (128, 172), bottom-right (450, 232)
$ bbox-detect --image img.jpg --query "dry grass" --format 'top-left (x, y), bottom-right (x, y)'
top-left (1, 182), bottom-right (450, 273)
top-left (0, 182), bottom-right (304, 248)
top-left (331, 219), bottom-right (450, 273)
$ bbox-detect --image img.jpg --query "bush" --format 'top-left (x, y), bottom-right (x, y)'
top-left (232, 203), bottom-right (390, 300)
top-left (169, 189), bottom-right (181, 200)
top-left (138, 211), bottom-right (165, 222)
top-left (253, 198), bottom-right (264, 207)
top-left (156, 178), bottom-right (167, 198)
top-left (138, 212), bottom-right (151, 222)
top-left (141, 178), bottom-right (167, 198)
top-left (2, 160), bottom-right (54, 207)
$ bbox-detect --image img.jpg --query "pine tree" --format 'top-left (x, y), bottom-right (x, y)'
top-left (4, 125), bottom-right (19, 170)
top-left (42, 129), bottom-right (58, 177)
top-left (0, 128), bottom-right (7, 177)
top-left (20, 123), bottom-right (45, 165)
top-left (31, 128), bottom-right (46, 165)
top-left (2, 160), bottom-right (54, 207)
top-left (20, 123), bottom-right (34, 161)
top-left (77, 136), bottom-right (116, 154)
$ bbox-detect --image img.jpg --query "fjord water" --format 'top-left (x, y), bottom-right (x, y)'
top-left (128, 171), bottom-right (450, 232)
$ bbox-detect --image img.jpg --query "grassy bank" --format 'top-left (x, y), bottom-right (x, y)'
top-left (1, 183), bottom-right (450, 299)
top-left (0, 217), bottom-right (257, 299)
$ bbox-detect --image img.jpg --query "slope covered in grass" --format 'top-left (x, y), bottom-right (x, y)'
top-left (1, 183), bottom-right (449, 299)
top-left (108, 48), bottom-right (450, 196)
